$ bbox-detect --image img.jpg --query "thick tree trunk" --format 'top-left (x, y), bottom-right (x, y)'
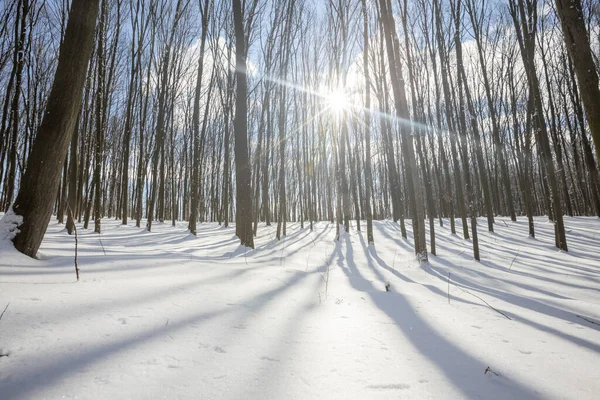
top-left (555, 0), bottom-right (600, 163)
top-left (232, 0), bottom-right (254, 248)
top-left (11, 0), bottom-right (100, 257)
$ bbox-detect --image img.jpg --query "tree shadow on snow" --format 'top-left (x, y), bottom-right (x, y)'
top-left (335, 235), bottom-right (543, 400)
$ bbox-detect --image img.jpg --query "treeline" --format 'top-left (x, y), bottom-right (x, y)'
top-left (1, 0), bottom-right (599, 260)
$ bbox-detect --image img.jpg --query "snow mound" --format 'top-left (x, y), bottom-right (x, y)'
top-left (0, 210), bottom-right (23, 260)
top-left (0, 209), bottom-right (22, 242)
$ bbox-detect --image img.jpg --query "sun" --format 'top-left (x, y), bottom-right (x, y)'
top-left (325, 87), bottom-right (350, 115)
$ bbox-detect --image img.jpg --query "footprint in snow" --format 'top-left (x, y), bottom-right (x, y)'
top-left (518, 350), bottom-right (532, 355)
top-left (214, 346), bottom-right (226, 353)
top-left (118, 318), bottom-right (127, 325)
top-left (260, 356), bottom-right (280, 362)
top-left (366, 384), bottom-right (411, 390)
top-left (94, 377), bottom-right (110, 385)
top-left (471, 325), bottom-right (483, 329)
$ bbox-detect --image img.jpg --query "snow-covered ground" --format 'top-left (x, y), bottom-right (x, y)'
top-left (1, 215), bottom-right (599, 399)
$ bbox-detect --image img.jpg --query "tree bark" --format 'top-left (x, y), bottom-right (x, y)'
top-left (11, 0), bottom-right (100, 257)
top-left (232, 0), bottom-right (254, 248)
top-left (555, 0), bottom-right (600, 163)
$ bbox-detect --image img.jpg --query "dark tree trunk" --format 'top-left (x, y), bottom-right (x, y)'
top-left (555, 0), bottom-right (600, 163)
top-left (11, 0), bottom-right (100, 257)
top-left (232, 0), bottom-right (254, 248)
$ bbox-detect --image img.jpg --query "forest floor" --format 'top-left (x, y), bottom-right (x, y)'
top-left (0, 214), bottom-right (599, 399)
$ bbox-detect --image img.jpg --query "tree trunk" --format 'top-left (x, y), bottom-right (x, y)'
top-left (232, 0), bottom-right (254, 248)
top-left (555, 0), bottom-right (600, 163)
top-left (11, 0), bottom-right (100, 257)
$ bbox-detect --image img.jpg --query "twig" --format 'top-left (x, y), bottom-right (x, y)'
top-left (447, 273), bottom-right (450, 304)
top-left (98, 233), bottom-right (107, 256)
top-left (509, 249), bottom-right (520, 270)
top-left (0, 301), bottom-right (10, 321)
top-left (451, 280), bottom-right (511, 320)
top-left (576, 314), bottom-right (600, 326)
top-left (68, 207), bottom-right (80, 281)
top-left (484, 366), bottom-right (499, 376)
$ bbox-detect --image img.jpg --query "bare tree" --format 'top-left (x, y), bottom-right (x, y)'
top-left (10, 0), bottom-right (100, 257)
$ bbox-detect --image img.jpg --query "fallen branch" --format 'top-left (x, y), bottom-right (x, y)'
top-left (484, 366), bottom-right (499, 376)
top-left (0, 301), bottom-right (10, 321)
top-left (451, 280), bottom-right (511, 320)
top-left (577, 314), bottom-right (600, 326)
top-left (509, 249), bottom-right (520, 270)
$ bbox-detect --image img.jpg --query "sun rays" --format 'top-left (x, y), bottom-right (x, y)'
top-left (323, 87), bottom-right (351, 115)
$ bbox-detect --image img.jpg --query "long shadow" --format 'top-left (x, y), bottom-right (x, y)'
top-left (374, 221), bottom-right (415, 254)
top-left (489, 251), bottom-right (600, 281)
top-left (484, 259), bottom-right (600, 292)
top-left (426, 262), bottom-right (600, 353)
top-left (244, 229), bottom-right (314, 259)
top-left (9, 266), bottom-right (263, 327)
top-left (467, 265), bottom-right (575, 300)
top-left (228, 270), bottom-right (324, 398)
top-left (0, 253), bottom-right (195, 276)
top-left (41, 234), bottom-right (241, 258)
top-left (356, 235), bottom-right (483, 309)
top-left (477, 238), bottom-right (600, 278)
top-left (337, 236), bottom-right (542, 399)
top-left (249, 223), bottom-right (334, 263)
top-left (482, 259), bottom-right (600, 292)
top-left (429, 258), bottom-right (600, 332)
top-left (278, 224), bottom-right (336, 261)
top-left (0, 268), bottom-right (314, 400)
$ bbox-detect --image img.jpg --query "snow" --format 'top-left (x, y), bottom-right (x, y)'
top-left (1, 215), bottom-right (599, 399)
top-left (0, 208), bottom-right (22, 246)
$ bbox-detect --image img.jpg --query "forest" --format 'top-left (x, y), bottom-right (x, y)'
top-left (0, 0), bottom-right (598, 259)
top-left (0, 0), bottom-right (600, 398)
